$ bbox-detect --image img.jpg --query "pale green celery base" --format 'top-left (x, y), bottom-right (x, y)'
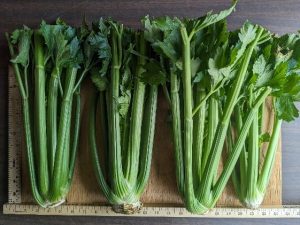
top-left (243, 191), bottom-right (264, 209)
top-left (188, 206), bottom-right (210, 215)
top-left (42, 187), bottom-right (69, 208)
top-left (110, 191), bottom-right (143, 214)
top-left (185, 199), bottom-right (210, 215)
top-left (44, 199), bottom-right (66, 208)
top-left (112, 201), bottom-right (142, 214)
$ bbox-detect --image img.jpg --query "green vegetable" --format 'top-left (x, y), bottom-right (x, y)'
top-left (143, 0), bottom-right (283, 213)
top-left (7, 20), bottom-right (86, 207)
top-left (228, 33), bottom-right (300, 208)
top-left (7, 7), bottom-right (300, 214)
top-left (89, 19), bottom-right (158, 214)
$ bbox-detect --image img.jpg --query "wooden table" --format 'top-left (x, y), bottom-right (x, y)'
top-left (0, 0), bottom-right (300, 224)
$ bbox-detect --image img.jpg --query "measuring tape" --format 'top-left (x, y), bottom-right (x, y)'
top-left (3, 204), bottom-right (300, 218)
top-left (6, 68), bottom-right (300, 218)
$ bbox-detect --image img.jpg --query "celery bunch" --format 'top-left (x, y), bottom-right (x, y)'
top-left (7, 20), bottom-right (86, 207)
top-left (142, 1), bottom-right (292, 214)
top-left (229, 33), bottom-right (300, 208)
top-left (88, 19), bottom-right (159, 214)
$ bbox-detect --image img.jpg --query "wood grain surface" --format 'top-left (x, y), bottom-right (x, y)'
top-left (1, 0), bottom-right (300, 224)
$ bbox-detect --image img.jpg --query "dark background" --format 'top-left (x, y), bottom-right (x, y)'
top-left (1, 0), bottom-right (300, 224)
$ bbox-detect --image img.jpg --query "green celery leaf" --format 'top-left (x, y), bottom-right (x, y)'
top-left (191, 57), bottom-right (201, 77)
top-left (10, 26), bottom-right (32, 67)
top-left (185, 0), bottom-right (237, 35)
top-left (193, 71), bottom-right (204, 83)
top-left (120, 67), bottom-right (132, 94)
top-left (152, 29), bottom-right (181, 62)
top-left (118, 93), bottom-right (131, 118)
top-left (253, 54), bottom-right (272, 88)
top-left (143, 16), bottom-right (181, 62)
top-left (91, 68), bottom-right (108, 91)
top-left (268, 62), bottom-right (288, 89)
top-left (275, 96), bottom-right (299, 121)
top-left (89, 19), bottom-right (111, 77)
top-left (284, 73), bottom-right (300, 98)
top-left (231, 22), bottom-right (257, 65)
top-left (40, 21), bottom-right (81, 68)
top-left (140, 60), bottom-right (166, 85)
top-left (259, 132), bottom-right (271, 144)
top-left (208, 57), bottom-right (231, 84)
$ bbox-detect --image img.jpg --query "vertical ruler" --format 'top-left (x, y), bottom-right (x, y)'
top-left (8, 69), bottom-right (22, 203)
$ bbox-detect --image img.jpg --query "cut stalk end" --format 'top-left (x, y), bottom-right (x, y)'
top-left (112, 201), bottom-right (142, 214)
top-left (243, 192), bottom-right (264, 209)
top-left (42, 198), bottom-right (66, 208)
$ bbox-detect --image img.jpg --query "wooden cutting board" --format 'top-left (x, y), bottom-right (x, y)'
top-left (8, 66), bottom-right (281, 209)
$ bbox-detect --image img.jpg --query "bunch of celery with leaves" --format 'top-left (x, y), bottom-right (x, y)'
top-left (143, 1), bottom-right (279, 213)
top-left (88, 19), bottom-right (159, 214)
top-left (228, 33), bottom-right (300, 208)
top-left (6, 20), bottom-right (88, 207)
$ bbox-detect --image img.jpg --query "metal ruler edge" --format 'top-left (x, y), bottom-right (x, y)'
top-left (3, 204), bottom-right (300, 218)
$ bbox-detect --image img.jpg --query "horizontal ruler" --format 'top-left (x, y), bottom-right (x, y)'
top-left (3, 204), bottom-right (300, 218)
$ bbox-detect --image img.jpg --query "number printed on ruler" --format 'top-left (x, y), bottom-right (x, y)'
top-left (8, 73), bottom-right (22, 204)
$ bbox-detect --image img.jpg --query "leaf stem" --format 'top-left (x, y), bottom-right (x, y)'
top-left (181, 25), bottom-right (195, 210)
top-left (212, 87), bottom-right (272, 206)
top-left (49, 67), bottom-right (77, 202)
top-left (89, 91), bottom-right (120, 204)
top-left (47, 66), bottom-right (59, 176)
top-left (125, 33), bottom-right (146, 185)
top-left (34, 31), bottom-right (49, 198)
top-left (257, 117), bottom-right (282, 195)
top-left (192, 85), bottom-right (206, 189)
top-left (109, 27), bottom-right (127, 198)
top-left (200, 27), bottom-right (264, 203)
top-left (136, 85), bottom-right (158, 196)
top-left (170, 66), bottom-right (184, 196)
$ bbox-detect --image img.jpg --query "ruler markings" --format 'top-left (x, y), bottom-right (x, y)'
top-left (8, 73), bottom-right (22, 204)
top-left (3, 204), bottom-right (300, 218)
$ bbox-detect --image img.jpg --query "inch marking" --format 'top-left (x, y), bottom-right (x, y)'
top-left (8, 72), bottom-right (22, 204)
top-left (3, 204), bottom-right (300, 218)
